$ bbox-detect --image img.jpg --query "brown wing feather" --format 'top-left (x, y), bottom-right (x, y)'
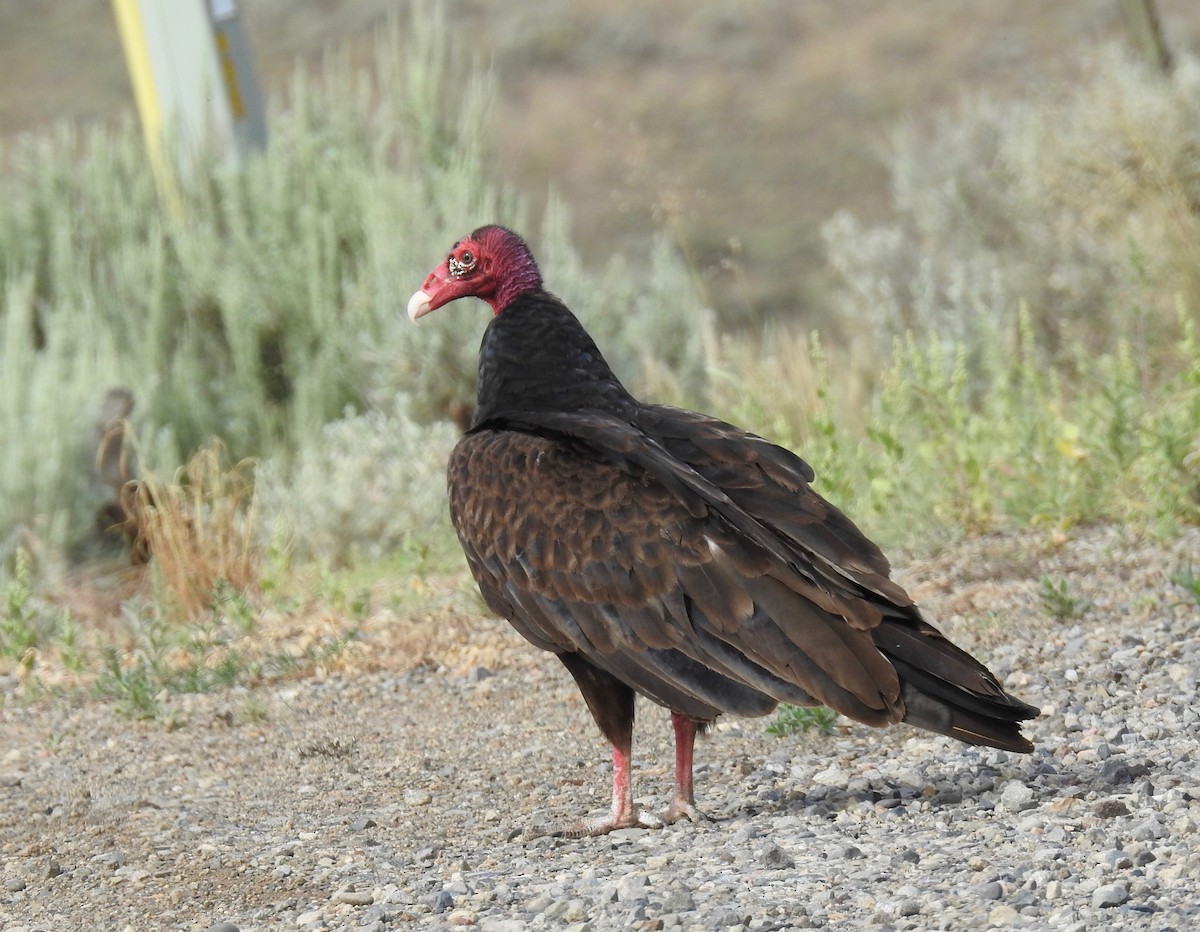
top-left (449, 427), bottom-right (904, 725)
top-left (633, 404), bottom-right (911, 606)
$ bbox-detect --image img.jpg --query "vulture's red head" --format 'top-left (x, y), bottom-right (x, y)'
top-left (408, 225), bottom-right (543, 320)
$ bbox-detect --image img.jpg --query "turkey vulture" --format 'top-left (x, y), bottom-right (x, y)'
top-left (408, 225), bottom-right (1038, 835)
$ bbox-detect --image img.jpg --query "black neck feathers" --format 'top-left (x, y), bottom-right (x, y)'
top-left (472, 293), bottom-right (633, 427)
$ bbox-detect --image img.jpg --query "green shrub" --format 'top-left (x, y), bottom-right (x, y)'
top-left (253, 398), bottom-right (458, 565)
top-left (807, 50), bottom-right (1200, 550)
top-left (1172, 564), bottom-right (1200, 608)
top-left (823, 48), bottom-right (1200, 364)
top-left (878, 309), bottom-right (1198, 541)
top-left (0, 547), bottom-right (83, 675)
top-left (767, 704), bottom-right (841, 737)
top-left (692, 303), bottom-right (1200, 554)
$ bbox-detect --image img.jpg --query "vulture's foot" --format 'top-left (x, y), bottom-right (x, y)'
top-left (557, 807), bottom-right (664, 838)
top-left (659, 797), bottom-right (707, 826)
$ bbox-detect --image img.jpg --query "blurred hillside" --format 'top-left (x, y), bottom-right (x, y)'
top-left (2, 0), bottom-right (1199, 323)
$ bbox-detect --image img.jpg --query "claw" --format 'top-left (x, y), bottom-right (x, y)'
top-left (557, 807), bottom-right (664, 838)
top-left (546, 711), bottom-right (712, 839)
top-left (660, 797), bottom-right (708, 825)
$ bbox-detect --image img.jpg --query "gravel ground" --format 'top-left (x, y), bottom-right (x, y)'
top-left (2, 526), bottom-right (1199, 931)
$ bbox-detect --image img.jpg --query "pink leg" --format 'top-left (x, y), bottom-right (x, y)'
top-left (608, 743), bottom-right (636, 824)
top-left (562, 739), bottom-right (663, 837)
top-left (661, 712), bottom-right (707, 824)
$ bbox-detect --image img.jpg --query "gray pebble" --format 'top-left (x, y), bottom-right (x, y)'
top-left (90, 851), bottom-right (125, 870)
top-left (759, 843), bottom-right (795, 869)
top-left (1131, 817), bottom-right (1166, 840)
top-left (1091, 883), bottom-right (1130, 908)
top-left (989, 904), bottom-right (1022, 926)
top-left (999, 780), bottom-right (1036, 812)
top-left (975, 881), bottom-right (1004, 901)
top-left (332, 890), bottom-right (374, 906)
top-left (1093, 798), bottom-right (1129, 818)
top-left (730, 822), bottom-right (758, 843)
top-left (560, 899), bottom-right (589, 921)
top-left (894, 898), bottom-right (921, 917)
top-left (661, 889), bottom-right (696, 912)
top-left (615, 874), bottom-right (649, 902)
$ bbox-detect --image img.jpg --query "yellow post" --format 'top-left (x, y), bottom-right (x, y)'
top-left (110, 0), bottom-right (183, 218)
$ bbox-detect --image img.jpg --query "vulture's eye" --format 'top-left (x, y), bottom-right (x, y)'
top-left (448, 249), bottom-right (476, 279)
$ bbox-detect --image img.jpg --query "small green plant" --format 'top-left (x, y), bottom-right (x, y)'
top-left (767, 704), bottom-right (841, 737)
top-left (298, 736), bottom-right (358, 760)
top-left (1038, 576), bottom-right (1091, 621)
top-left (96, 647), bottom-right (163, 720)
top-left (1171, 564), bottom-right (1200, 608)
top-left (348, 587), bottom-right (371, 622)
top-left (94, 595), bottom-right (249, 719)
top-left (236, 695), bottom-right (269, 725)
top-left (2, 548), bottom-right (40, 660)
top-left (167, 648), bottom-right (246, 694)
top-left (56, 613), bottom-right (87, 673)
top-left (0, 548), bottom-right (70, 663)
top-left (93, 596), bottom-right (359, 720)
top-left (209, 577), bottom-right (257, 634)
top-left (255, 629), bottom-right (359, 680)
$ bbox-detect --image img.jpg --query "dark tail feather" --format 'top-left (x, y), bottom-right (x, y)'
top-left (877, 621), bottom-right (1039, 754)
top-left (898, 674), bottom-right (1036, 753)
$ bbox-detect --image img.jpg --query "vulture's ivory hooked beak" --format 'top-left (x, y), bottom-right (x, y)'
top-left (407, 289), bottom-right (434, 321)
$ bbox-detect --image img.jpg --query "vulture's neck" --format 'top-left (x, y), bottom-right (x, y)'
top-left (471, 292), bottom-right (634, 427)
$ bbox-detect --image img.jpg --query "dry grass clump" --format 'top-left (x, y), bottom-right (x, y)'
top-left (127, 441), bottom-right (259, 618)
